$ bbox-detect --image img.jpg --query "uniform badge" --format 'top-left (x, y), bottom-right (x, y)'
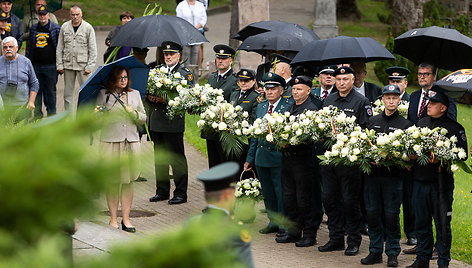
top-left (366, 105), bottom-right (373, 116)
top-left (340, 68), bottom-right (345, 74)
top-left (388, 85), bottom-right (395, 91)
top-left (429, 91), bottom-right (436, 97)
top-left (392, 72), bottom-right (399, 76)
top-left (243, 70), bottom-right (247, 75)
top-left (40, 6), bottom-right (45, 11)
top-left (240, 229), bottom-right (251, 243)
top-left (257, 96), bottom-right (263, 103)
top-left (166, 45), bottom-right (171, 49)
top-left (219, 49), bottom-right (224, 54)
top-left (295, 78), bottom-right (299, 83)
top-left (268, 73), bottom-right (272, 78)
top-left (188, 73), bottom-right (194, 81)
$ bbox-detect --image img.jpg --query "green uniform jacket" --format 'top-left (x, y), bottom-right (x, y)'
top-left (208, 69), bottom-right (239, 102)
top-left (145, 63), bottom-right (195, 133)
top-left (229, 87), bottom-right (261, 122)
top-left (246, 98), bottom-right (291, 167)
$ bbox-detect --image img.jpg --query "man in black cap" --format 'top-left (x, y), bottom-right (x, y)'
top-left (244, 72), bottom-right (290, 236)
top-left (407, 91), bottom-right (467, 268)
top-left (197, 162), bottom-right (254, 268)
top-left (386, 66), bottom-right (410, 101)
top-left (0, 0), bottom-right (22, 49)
top-left (208, 44), bottom-right (238, 101)
top-left (319, 66), bottom-right (372, 256)
top-left (203, 44), bottom-right (239, 168)
top-left (0, 10), bottom-right (11, 42)
top-left (360, 85), bottom-right (412, 267)
top-left (230, 69), bottom-right (261, 122)
top-left (275, 75), bottom-right (322, 247)
top-left (350, 61), bottom-right (382, 103)
top-left (312, 65), bottom-right (337, 100)
top-left (147, 41), bottom-right (195, 205)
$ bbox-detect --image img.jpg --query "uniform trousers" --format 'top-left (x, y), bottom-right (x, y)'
top-left (413, 180), bottom-right (453, 267)
top-left (364, 176), bottom-right (402, 256)
top-left (402, 170), bottom-right (416, 240)
top-left (321, 164), bottom-right (362, 247)
top-left (150, 131), bottom-right (188, 198)
top-left (255, 165), bottom-right (283, 227)
top-left (206, 138), bottom-right (226, 168)
top-left (63, 69), bottom-right (90, 113)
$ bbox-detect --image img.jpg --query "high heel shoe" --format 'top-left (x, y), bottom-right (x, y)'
top-left (121, 220), bottom-right (136, 233)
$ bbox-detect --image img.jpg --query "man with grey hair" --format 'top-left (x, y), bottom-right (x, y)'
top-left (56, 5), bottom-right (97, 113)
top-left (0, 36), bottom-right (38, 112)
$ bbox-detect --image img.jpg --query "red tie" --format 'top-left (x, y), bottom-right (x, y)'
top-left (322, 89), bottom-right (328, 99)
top-left (418, 91), bottom-right (428, 119)
top-left (268, 104), bottom-right (274, 114)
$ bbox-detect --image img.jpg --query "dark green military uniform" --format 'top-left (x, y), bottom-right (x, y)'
top-left (208, 70), bottom-right (239, 102)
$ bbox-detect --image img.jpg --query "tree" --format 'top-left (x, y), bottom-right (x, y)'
top-left (391, 0), bottom-right (425, 36)
top-left (336, 0), bottom-right (361, 20)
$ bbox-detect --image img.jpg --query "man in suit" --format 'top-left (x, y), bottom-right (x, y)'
top-left (204, 44), bottom-right (239, 168)
top-left (386, 66), bottom-right (410, 101)
top-left (351, 61), bottom-right (382, 103)
top-left (147, 41), bottom-right (195, 205)
top-left (407, 62), bottom-right (456, 124)
top-left (311, 65), bottom-right (337, 100)
top-left (244, 72), bottom-right (290, 236)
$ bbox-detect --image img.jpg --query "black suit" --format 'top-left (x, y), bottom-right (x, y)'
top-left (407, 89), bottom-right (457, 124)
top-left (362, 82), bottom-right (382, 103)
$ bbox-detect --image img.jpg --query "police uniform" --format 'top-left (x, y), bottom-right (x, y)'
top-left (386, 66), bottom-right (411, 101)
top-left (409, 92), bottom-right (468, 268)
top-left (147, 41), bottom-right (195, 204)
top-left (361, 85), bottom-right (413, 264)
top-left (204, 45), bottom-right (239, 168)
top-left (197, 162), bottom-right (255, 268)
top-left (246, 72), bottom-right (290, 234)
top-left (319, 67), bottom-right (372, 255)
top-left (276, 76), bottom-right (323, 246)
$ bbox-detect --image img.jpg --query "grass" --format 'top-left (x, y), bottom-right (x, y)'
top-left (184, 113), bottom-right (207, 156)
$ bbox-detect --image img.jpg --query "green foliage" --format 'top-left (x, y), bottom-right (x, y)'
top-left (78, 214), bottom-right (245, 268)
top-left (219, 131), bottom-right (248, 159)
top-left (422, 0), bottom-right (470, 36)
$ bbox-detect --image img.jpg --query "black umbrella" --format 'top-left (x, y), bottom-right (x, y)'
top-left (11, 0), bottom-right (62, 19)
top-left (110, 14), bottom-right (208, 49)
top-left (394, 26), bottom-right (472, 71)
top-left (237, 31), bottom-right (317, 55)
top-left (291, 36), bottom-right (395, 66)
top-left (232, 20), bottom-right (318, 41)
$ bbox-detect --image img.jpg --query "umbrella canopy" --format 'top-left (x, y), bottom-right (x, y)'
top-left (12, 0), bottom-right (62, 19)
top-left (232, 20), bottom-right (318, 41)
top-left (110, 14), bottom-right (208, 49)
top-left (291, 36), bottom-right (395, 66)
top-left (394, 26), bottom-right (472, 71)
top-left (434, 69), bottom-right (472, 100)
top-left (237, 31), bottom-right (318, 55)
top-left (78, 56), bottom-right (149, 105)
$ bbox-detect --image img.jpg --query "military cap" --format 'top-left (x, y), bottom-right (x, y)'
top-left (262, 72), bottom-right (286, 88)
top-left (37, 5), bottom-right (49, 15)
top-left (161, 41), bottom-right (182, 53)
top-left (236, 68), bottom-right (256, 80)
top-left (0, 0), bottom-right (12, 2)
top-left (333, 66), bottom-right (355, 76)
top-left (197, 162), bottom-right (239, 192)
top-left (133, 47), bottom-right (149, 53)
top-left (214, 44), bottom-right (235, 58)
top-left (0, 11), bottom-right (7, 20)
top-left (319, 65), bottom-right (337, 75)
top-left (270, 53), bottom-right (292, 65)
top-left (382, 84), bottom-right (401, 95)
top-left (289, 75), bottom-right (313, 88)
top-left (427, 89), bottom-right (449, 107)
top-left (386, 66), bottom-right (410, 80)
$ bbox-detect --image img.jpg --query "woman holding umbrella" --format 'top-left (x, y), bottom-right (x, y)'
top-left (96, 66), bottom-right (146, 232)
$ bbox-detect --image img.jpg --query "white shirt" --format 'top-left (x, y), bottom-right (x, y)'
top-left (218, 67), bottom-right (231, 78)
top-left (353, 82), bottom-right (366, 97)
top-left (268, 98), bottom-right (281, 113)
top-left (417, 88), bottom-right (429, 115)
top-left (321, 85), bottom-right (334, 96)
top-left (176, 1), bottom-right (207, 28)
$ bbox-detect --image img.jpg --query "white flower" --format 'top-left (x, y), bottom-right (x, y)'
top-left (319, 123), bottom-right (326, 129)
top-left (266, 134), bottom-right (274, 142)
top-left (159, 66), bottom-right (168, 73)
top-left (360, 132), bottom-right (367, 139)
top-left (341, 148), bottom-right (349, 157)
top-left (254, 128), bottom-right (262, 135)
top-left (211, 122), bottom-right (218, 129)
top-left (353, 148), bottom-right (360, 155)
top-left (197, 120), bottom-right (205, 127)
top-left (218, 122), bottom-right (227, 130)
top-left (436, 140), bottom-right (444, 147)
top-left (168, 100), bottom-right (175, 106)
top-left (331, 149), bottom-right (339, 156)
top-left (281, 133), bottom-right (289, 140)
top-left (284, 111), bottom-right (291, 117)
top-left (292, 122), bottom-right (299, 130)
top-left (296, 129), bottom-right (303, 136)
top-left (181, 80), bottom-right (187, 85)
top-left (243, 111), bottom-right (249, 118)
top-left (164, 78), bottom-right (172, 85)
top-left (156, 82), bottom-right (162, 88)
top-left (412, 130), bottom-right (420, 139)
top-left (235, 129), bottom-right (242, 136)
top-left (243, 182), bottom-right (251, 189)
top-left (440, 128), bottom-right (448, 135)
top-left (242, 128), bottom-right (250, 135)
top-left (421, 128), bottom-right (430, 136)
top-left (349, 155), bottom-right (357, 162)
top-left (458, 149), bottom-right (467, 159)
top-left (413, 144), bottom-right (421, 153)
top-left (324, 151), bottom-right (330, 159)
top-left (284, 125), bottom-right (291, 131)
top-left (450, 136), bottom-right (458, 143)
top-left (173, 72), bottom-right (181, 79)
top-left (451, 164), bottom-right (459, 172)
top-left (276, 116), bottom-right (284, 124)
top-left (208, 111), bottom-right (215, 119)
top-left (392, 140), bottom-right (401, 147)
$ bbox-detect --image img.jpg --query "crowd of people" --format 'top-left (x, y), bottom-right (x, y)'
top-left (0, 1), bottom-right (468, 268)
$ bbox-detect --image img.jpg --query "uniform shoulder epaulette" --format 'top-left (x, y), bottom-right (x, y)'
top-left (183, 67), bottom-right (191, 72)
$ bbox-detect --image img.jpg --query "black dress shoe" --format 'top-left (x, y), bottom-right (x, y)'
top-left (121, 220), bottom-right (136, 233)
top-left (360, 225), bottom-right (369, 235)
top-left (387, 255), bottom-right (398, 267)
top-left (403, 245), bottom-right (417, 254)
top-left (276, 229), bottom-right (287, 237)
top-left (405, 259), bottom-right (429, 268)
top-left (168, 196), bottom-right (187, 205)
top-left (318, 241), bottom-right (345, 252)
top-left (275, 233), bottom-right (301, 243)
top-left (344, 245), bottom-right (359, 256)
top-left (407, 237), bottom-right (418, 245)
top-left (259, 225), bottom-right (279, 234)
top-left (149, 194), bottom-right (169, 202)
top-left (361, 252), bottom-right (382, 265)
top-left (295, 237), bottom-right (316, 247)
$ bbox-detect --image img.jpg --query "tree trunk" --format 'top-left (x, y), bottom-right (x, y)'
top-left (336, 0), bottom-right (361, 20)
top-left (391, 0), bottom-right (425, 36)
top-left (229, 0), bottom-right (240, 49)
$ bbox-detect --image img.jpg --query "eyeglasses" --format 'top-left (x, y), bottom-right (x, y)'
top-left (418, 72), bottom-right (432, 77)
top-left (120, 76), bottom-right (128, 81)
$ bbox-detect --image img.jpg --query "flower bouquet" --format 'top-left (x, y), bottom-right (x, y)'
top-left (372, 99), bottom-right (409, 118)
top-left (312, 106), bottom-right (359, 147)
top-left (146, 66), bottom-right (189, 101)
top-left (234, 170), bottom-right (262, 223)
top-left (167, 84), bottom-right (225, 119)
top-left (197, 102), bottom-right (251, 157)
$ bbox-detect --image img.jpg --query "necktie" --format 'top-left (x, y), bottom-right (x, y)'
top-left (322, 89), bottom-right (328, 100)
top-left (418, 91), bottom-right (428, 119)
top-left (268, 104), bottom-right (274, 114)
top-left (217, 75), bottom-right (223, 82)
